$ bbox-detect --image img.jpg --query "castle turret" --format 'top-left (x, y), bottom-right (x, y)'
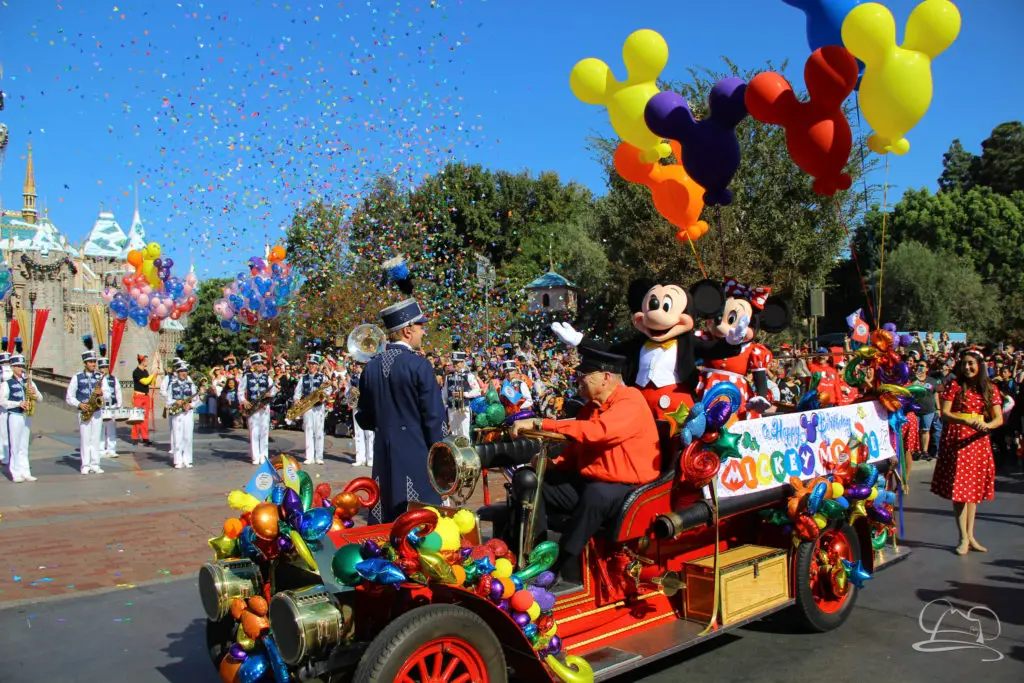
top-left (22, 142), bottom-right (37, 225)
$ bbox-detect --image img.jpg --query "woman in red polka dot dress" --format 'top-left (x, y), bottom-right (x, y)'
top-left (930, 348), bottom-right (1003, 555)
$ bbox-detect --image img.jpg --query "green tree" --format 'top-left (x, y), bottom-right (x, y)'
top-left (974, 121), bottom-right (1024, 195)
top-left (879, 241), bottom-right (1001, 341)
top-left (181, 278), bottom-right (252, 371)
top-left (937, 139), bottom-right (977, 193)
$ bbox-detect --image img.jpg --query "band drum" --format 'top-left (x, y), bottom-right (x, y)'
top-left (101, 408), bottom-right (118, 421)
top-left (123, 407), bottom-right (145, 425)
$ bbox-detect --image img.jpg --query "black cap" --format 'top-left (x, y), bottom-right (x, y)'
top-left (380, 298), bottom-right (428, 332)
top-left (575, 341), bottom-right (627, 375)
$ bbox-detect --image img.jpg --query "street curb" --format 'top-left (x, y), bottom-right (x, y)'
top-left (0, 575), bottom-right (195, 611)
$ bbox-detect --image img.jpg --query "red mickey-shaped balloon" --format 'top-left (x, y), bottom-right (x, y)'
top-left (745, 46), bottom-right (859, 196)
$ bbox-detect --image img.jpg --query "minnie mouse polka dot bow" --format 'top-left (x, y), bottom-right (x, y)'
top-left (723, 277), bottom-right (771, 310)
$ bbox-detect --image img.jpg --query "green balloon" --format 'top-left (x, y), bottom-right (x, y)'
top-left (819, 499), bottom-right (846, 520)
top-left (298, 471), bottom-right (315, 511)
top-left (420, 532), bottom-right (443, 553)
top-left (475, 412), bottom-right (490, 428)
top-left (331, 543), bottom-right (364, 587)
top-left (513, 541), bottom-right (559, 583)
top-left (485, 389), bottom-right (500, 405)
top-left (485, 403), bottom-right (506, 427)
top-left (871, 529), bottom-right (889, 550)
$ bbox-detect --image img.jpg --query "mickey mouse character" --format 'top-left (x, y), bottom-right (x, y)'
top-left (553, 279), bottom-right (732, 421)
top-left (695, 277), bottom-right (791, 415)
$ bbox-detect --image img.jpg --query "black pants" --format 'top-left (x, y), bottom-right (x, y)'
top-left (537, 469), bottom-right (634, 558)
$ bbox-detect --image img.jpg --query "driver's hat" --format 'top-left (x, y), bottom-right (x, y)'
top-left (575, 342), bottom-right (628, 375)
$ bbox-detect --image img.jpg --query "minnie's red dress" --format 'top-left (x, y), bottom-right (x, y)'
top-left (696, 342), bottom-right (771, 412)
top-left (930, 381), bottom-right (999, 503)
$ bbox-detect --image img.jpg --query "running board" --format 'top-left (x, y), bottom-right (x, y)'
top-left (587, 600), bottom-right (796, 681)
top-left (873, 545), bottom-right (911, 572)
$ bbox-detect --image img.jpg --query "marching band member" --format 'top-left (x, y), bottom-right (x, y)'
top-left (66, 336), bottom-right (104, 475)
top-left (99, 355), bottom-right (123, 459)
top-left (294, 353), bottom-right (330, 465)
top-left (0, 348), bottom-right (10, 467)
top-left (2, 353), bottom-right (41, 482)
top-left (444, 351), bottom-right (482, 440)
top-left (162, 359), bottom-right (202, 469)
top-left (238, 352), bottom-right (276, 465)
top-left (500, 359), bottom-right (534, 411)
top-left (349, 361), bottom-right (374, 467)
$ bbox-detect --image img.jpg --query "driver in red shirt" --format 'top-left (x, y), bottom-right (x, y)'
top-left (512, 344), bottom-right (660, 583)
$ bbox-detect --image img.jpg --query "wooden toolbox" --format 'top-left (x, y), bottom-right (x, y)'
top-left (684, 545), bottom-right (790, 625)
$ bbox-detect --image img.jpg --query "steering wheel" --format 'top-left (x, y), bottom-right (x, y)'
top-left (517, 428), bottom-right (569, 442)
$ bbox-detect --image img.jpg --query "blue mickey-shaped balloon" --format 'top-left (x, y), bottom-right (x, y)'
top-left (263, 300), bottom-right (279, 320)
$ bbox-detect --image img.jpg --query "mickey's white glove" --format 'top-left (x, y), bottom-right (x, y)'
top-left (551, 322), bottom-right (583, 348)
top-left (747, 396), bottom-right (771, 413)
top-left (726, 315), bottom-right (750, 346)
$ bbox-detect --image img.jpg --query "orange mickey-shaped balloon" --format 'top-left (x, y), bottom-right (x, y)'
top-left (268, 245), bottom-right (287, 263)
top-left (126, 250), bottom-right (144, 272)
top-left (613, 140), bottom-right (709, 243)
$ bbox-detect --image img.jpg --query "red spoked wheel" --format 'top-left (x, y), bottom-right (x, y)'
top-left (793, 522), bottom-right (860, 632)
top-left (396, 637), bottom-right (490, 683)
top-left (354, 604), bottom-right (506, 683)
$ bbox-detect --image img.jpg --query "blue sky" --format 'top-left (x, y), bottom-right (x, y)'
top-left (0, 0), bottom-right (1021, 277)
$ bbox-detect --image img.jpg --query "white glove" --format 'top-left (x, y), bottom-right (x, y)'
top-left (726, 315), bottom-right (750, 346)
top-left (551, 322), bottom-right (583, 348)
top-left (747, 396), bottom-right (771, 413)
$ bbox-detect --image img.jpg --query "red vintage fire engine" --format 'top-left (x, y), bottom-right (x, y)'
top-left (199, 399), bottom-right (908, 683)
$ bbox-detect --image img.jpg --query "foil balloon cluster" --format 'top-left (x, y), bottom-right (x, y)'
top-left (330, 508), bottom-right (587, 664)
top-left (763, 456), bottom-right (896, 574)
top-left (472, 384), bottom-right (533, 428)
top-left (101, 242), bottom-right (199, 331)
top-left (209, 456), bottom-right (379, 575)
top-left (842, 323), bottom-right (921, 413)
top-left (216, 596), bottom-right (291, 683)
top-left (214, 245), bottom-right (295, 332)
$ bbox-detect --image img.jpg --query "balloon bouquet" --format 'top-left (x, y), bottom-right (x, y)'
top-left (214, 245), bottom-right (295, 333)
top-left (102, 242), bottom-right (199, 332)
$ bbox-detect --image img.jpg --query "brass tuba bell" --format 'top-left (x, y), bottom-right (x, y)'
top-left (346, 324), bottom-right (386, 363)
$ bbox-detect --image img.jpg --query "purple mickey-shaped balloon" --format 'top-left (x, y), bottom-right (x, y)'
top-left (644, 77), bottom-right (748, 206)
top-left (163, 257), bottom-right (174, 270)
top-left (153, 258), bottom-right (163, 269)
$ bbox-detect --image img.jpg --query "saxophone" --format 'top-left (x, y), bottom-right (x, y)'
top-left (286, 386), bottom-right (329, 422)
top-left (168, 378), bottom-right (209, 417)
top-left (80, 377), bottom-right (105, 422)
top-left (240, 389), bottom-right (272, 419)
top-left (24, 377), bottom-right (39, 417)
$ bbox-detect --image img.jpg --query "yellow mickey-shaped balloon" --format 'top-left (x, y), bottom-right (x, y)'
top-left (570, 29), bottom-right (672, 162)
top-left (144, 242), bottom-right (162, 260)
top-left (842, 0), bottom-right (961, 155)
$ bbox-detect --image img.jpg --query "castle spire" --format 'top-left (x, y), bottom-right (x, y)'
top-left (22, 142), bottom-right (37, 225)
top-left (132, 183), bottom-right (140, 226)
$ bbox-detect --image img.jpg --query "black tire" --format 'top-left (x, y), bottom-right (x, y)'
top-left (793, 522), bottom-right (860, 632)
top-left (205, 617), bottom-right (236, 666)
top-left (353, 604), bottom-right (507, 683)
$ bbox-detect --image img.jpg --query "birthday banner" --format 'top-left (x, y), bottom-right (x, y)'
top-left (716, 401), bottom-right (895, 499)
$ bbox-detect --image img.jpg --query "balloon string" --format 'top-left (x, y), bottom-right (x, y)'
top-left (686, 236), bottom-right (708, 279)
top-left (876, 157), bottom-right (891, 323)
top-left (854, 92), bottom-right (873, 217)
top-left (833, 197), bottom-right (875, 323)
top-left (699, 477), bottom-right (721, 636)
top-left (715, 205), bottom-right (725, 278)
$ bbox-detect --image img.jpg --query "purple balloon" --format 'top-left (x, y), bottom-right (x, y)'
top-left (281, 489), bottom-right (304, 527)
top-left (163, 257), bottom-right (174, 270)
top-left (276, 534), bottom-right (294, 552)
top-left (506, 410), bottom-right (535, 423)
top-left (867, 505), bottom-right (893, 525)
top-left (644, 77), bottom-right (748, 206)
top-left (533, 589), bottom-right (556, 612)
top-left (882, 322), bottom-right (898, 334)
top-left (228, 644), bottom-right (248, 662)
top-left (880, 361), bottom-right (910, 385)
top-left (846, 484), bottom-right (871, 500)
top-left (899, 334), bottom-right (913, 348)
top-left (512, 611), bottom-right (531, 627)
top-left (705, 400), bottom-right (732, 430)
top-left (153, 258), bottom-right (163, 269)
top-left (546, 634), bottom-right (563, 656)
top-left (460, 547), bottom-right (473, 561)
top-left (534, 570), bottom-right (555, 588)
top-left (343, 518), bottom-right (355, 529)
top-left (489, 580), bottom-right (504, 602)
top-left (361, 540), bottom-right (382, 559)
top-left (497, 598), bottom-right (511, 612)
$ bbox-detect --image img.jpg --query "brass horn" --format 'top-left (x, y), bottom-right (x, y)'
top-left (346, 324), bottom-right (386, 363)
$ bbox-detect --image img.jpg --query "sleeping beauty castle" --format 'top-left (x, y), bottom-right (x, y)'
top-left (0, 143), bottom-right (186, 381)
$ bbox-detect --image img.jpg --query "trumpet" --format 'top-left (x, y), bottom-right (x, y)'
top-left (286, 386), bottom-right (329, 422)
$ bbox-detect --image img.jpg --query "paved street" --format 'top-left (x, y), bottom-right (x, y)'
top-left (0, 403), bottom-right (1022, 682)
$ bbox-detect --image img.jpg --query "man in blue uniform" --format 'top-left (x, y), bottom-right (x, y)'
top-left (356, 297), bottom-right (445, 524)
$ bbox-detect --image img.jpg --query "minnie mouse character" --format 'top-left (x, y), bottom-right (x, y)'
top-left (552, 279), bottom-right (731, 420)
top-left (695, 277), bottom-right (791, 415)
